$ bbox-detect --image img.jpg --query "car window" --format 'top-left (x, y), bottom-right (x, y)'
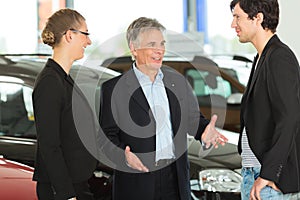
top-left (185, 68), bottom-right (237, 108)
top-left (211, 56), bottom-right (252, 87)
top-left (70, 65), bottom-right (118, 116)
top-left (186, 69), bottom-right (231, 98)
top-left (0, 80), bottom-right (36, 138)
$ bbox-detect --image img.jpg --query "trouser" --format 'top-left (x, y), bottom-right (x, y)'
top-left (154, 161), bottom-right (180, 200)
top-left (36, 181), bottom-right (94, 200)
top-left (241, 167), bottom-right (296, 200)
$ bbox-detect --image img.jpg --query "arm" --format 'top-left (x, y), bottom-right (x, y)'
top-left (33, 75), bottom-right (75, 199)
top-left (185, 77), bottom-right (228, 148)
top-left (250, 47), bottom-right (300, 199)
top-left (260, 48), bottom-right (300, 182)
top-left (100, 80), bottom-right (147, 171)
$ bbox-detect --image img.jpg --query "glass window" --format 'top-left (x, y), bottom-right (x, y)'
top-left (0, 81), bottom-right (36, 138)
top-left (186, 69), bottom-right (231, 98)
top-left (186, 69), bottom-right (234, 108)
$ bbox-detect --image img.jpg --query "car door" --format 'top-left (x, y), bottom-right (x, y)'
top-left (0, 78), bottom-right (36, 167)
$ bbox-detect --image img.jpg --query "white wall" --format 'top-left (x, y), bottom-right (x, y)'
top-left (277, 0), bottom-right (300, 60)
top-left (0, 0), bottom-right (37, 53)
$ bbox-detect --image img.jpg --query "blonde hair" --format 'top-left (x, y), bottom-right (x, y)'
top-left (41, 8), bottom-right (85, 47)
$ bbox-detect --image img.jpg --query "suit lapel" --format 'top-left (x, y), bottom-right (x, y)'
top-left (48, 59), bottom-right (94, 117)
top-left (245, 54), bottom-right (266, 102)
top-left (66, 75), bottom-right (95, 116)
top-left (125, 69), bottom-right (151, 113)
top-left (66, 75), bottom-right (85, 101)
top-left (124, 67), bottom-right (181, 133)
top-left (245, 35), bottom-right (279, 103)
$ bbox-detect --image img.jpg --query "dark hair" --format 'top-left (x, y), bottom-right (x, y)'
top-left (230, 0), bottom-right (279, 33)
top-left (41, 8), bottom-right (85, 47)
top-left (126, 17), bottom-right (166, 47)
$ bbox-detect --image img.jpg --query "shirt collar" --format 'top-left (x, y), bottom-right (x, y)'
top-left (133, 62), bottom-right (164, 83)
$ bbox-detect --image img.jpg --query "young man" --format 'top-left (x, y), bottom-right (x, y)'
top-left (230, 0), bottom-right (300, 199)
top-left (99, 17), bottom-right (227, 200)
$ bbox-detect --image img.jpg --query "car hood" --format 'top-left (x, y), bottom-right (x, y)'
top-left (188, 128), bottom-right (241, 170)
top-left (0, 157), bottom-right (37, 199)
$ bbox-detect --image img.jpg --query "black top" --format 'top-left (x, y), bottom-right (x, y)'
top-left (32, 59), bottom-right (98, 199)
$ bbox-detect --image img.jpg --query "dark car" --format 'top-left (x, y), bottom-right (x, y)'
top-left (0, 54), bottom-right (242, 199)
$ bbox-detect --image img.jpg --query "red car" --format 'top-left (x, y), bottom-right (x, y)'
top-left (0, 156), bottom-right (37, 200)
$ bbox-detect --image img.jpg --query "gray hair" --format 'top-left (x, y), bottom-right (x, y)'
top-left (126, 17), bottom-right (166, 48)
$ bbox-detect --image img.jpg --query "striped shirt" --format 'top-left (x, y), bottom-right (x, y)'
top-left (241, 128), bottom-right (261, 167)
top-left (241, 57), bottom-right (261, 168)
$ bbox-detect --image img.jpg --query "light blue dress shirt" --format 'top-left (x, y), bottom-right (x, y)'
top-left (133, 64), bottom-right (175, 161)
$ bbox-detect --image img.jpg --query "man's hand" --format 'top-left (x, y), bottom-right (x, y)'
top-left (125, 146), bottom-right (149, 172)
top-left (250, 177), bottom-right (280, 200)
top-left (201, 115), bottom-right (228, 148)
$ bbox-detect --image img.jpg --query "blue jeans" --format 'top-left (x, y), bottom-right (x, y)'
top-left (241, 167), bottom-right (293, 200)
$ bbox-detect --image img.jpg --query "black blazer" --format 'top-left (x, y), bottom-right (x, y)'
top-left (239, 35), bottom-right (300, 193)
top-left (100, 66), bottom-right (209, 200)
top-left (32, 59), bottom-right (98, 199)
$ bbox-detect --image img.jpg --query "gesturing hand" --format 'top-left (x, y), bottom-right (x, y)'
top-left (125, 146), bottom-right (149, 172)
top-left (201, 114), bottom-right (228, 148)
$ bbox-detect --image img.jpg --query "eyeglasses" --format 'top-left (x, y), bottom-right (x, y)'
top-left (69, 29), bottom-right (90, 36)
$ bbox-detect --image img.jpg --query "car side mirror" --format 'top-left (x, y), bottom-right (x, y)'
top-left (227, 93), bottom-right (243, 104)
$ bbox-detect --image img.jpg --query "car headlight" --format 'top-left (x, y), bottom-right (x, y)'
top-left (199, 169), bottom-right (241, 193)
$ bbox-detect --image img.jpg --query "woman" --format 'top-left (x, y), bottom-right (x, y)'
top-left (32, 8), bottom-right (98, 200)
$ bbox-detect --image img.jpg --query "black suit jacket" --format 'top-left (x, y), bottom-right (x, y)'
top-left (100, 66), bottom-right (209, 200)
top-left (32, 59), bottom-right (98, 199)
top-left (239, 35), bottom-right (300, 193)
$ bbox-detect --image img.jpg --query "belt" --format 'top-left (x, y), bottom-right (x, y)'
top-left (155, 158), bottom-right (175, 167)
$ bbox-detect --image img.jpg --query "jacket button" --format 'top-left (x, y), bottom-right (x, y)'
top-left (276, 165), bottom-right (283, 177)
